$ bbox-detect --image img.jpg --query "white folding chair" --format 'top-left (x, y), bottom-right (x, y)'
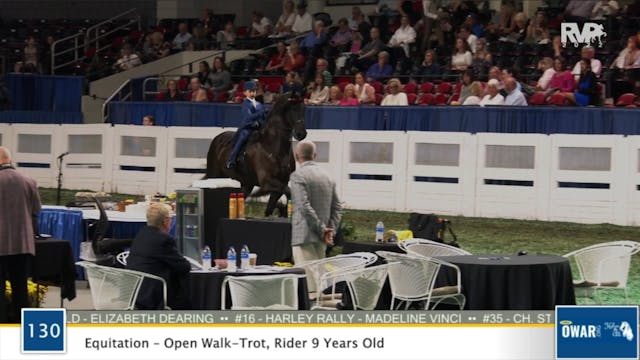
top-left (399, 238), bottom-right (472, 257)
top-left (76, 261), bottom-right (168, 310)
top-left (296, 252), bottom-right (377, 308)
top-left (336, 263), bottom-right (394, 310)
top-left (184, 256), bottom-right (204, 271)
top-left (116, 251), bottom-right (129, 266)
top-left (376, 251), bottom-right (466, 310)
top-left (563, 240), bottom-right (640, 303)
top-left (220, 274), bottom-right (304, 310)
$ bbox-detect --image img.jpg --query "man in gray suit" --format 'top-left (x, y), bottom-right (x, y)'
top-left (290, 141), bottom-right (342, 265)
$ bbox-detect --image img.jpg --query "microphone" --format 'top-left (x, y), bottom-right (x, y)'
top-left (57, 152), bottom-right (70, 159)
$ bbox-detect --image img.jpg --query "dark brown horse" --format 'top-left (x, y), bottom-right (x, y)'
top-left (205, 92), bottom-right (307, 216)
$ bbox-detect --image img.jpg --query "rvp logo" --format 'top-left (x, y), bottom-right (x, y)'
top-left (561, 22), bottom-right (607, 48)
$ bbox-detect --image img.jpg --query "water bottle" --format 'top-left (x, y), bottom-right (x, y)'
top-left (240, 244), bottom-right (250, 270)
top-left (287, 200), bottom-right (293, 220)
top-left (375, 221), bottom-right (384, 242)
top-left (201, 246), bottom-right (212, 270)
top-left (226, 246), bottom-right (237, 272)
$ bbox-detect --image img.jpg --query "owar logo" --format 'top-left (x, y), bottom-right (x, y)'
top-left (556, 306), bottom-right (638, 359)
top-left (561, 22), bottom-right (607, 48)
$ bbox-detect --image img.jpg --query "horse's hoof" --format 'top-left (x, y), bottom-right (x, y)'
top-left (225, 160), bottom-right (236, 169)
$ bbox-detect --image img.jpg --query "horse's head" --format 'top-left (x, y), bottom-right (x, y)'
top-left (272, 91), bottom-right (307, 141)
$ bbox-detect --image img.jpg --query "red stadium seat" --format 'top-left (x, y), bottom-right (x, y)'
top-left (615, 93), bottom-right (637, 107)
top-left (178, 78), bottom-right (188, 91)
top-left (214, 91), bottom-right (229, 103)
top-left (435, 82), bottom-right (452, 94)
top-left (403, 82), bottom-right (417, 94)
top-left (407, 93), bottom-right (417, 105)
top-left (529, 92), bottom-right (547, 106)
top-left (419, 82), bottom-right (434, 94)
top-left (207, 88), bottom-right (215, 102)
top-left (374, 93), bottom-right (383, 105)
top-left (372, 81), bottom-right (383, 94)
top-left (264, 82), bottom-right (281, 93)
top-left (433, 93), bottom-right (448, 105)
top-left (418, 93), bottom-right (434, 106)
top-left (236, 26), bottom-right (249, 37)
top-left (448, 93), bottom-right (460, 104)
top-left (333, 76), bottom-right (352, 85)
top-left (112, 36), bottom-right (125, 48)
top-left (454, 82), bottom-right (463, 93)
top-left (548, 93), bottom-right (567, 106)
top-left (338, 81), bottom-right (350, 92)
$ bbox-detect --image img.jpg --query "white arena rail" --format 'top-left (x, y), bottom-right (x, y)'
top-left (0, 123), bottom-right (12, 150)
top-left (340, 130), bottom-right (407, 211)
top-left (58, 124), bottom-right (113, 192)
top-left (405, 131), bottom-right (476, 217)
top-left (629, 136), bottom-right (640, 226)
top-left (475, 133), bottom-right (551, 220)
top-left (300, 129), bottom-right (344, 198)
top-left (548, 134), bottom-right (627, 225)
top-left (111, 125), bottom-right (168, 195)
top-left (10, 124), bottom-right (60, 188)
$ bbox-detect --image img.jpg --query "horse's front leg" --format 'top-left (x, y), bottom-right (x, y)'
top-left (265, 192), bottom-right (282, 217)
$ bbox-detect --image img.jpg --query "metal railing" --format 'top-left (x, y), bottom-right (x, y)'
top-left (51, 32), bottom-right (86, 74)
top-left (85, 8), bottom-right (141, 56)
top-left (102, 79), bottom-right (132, 123)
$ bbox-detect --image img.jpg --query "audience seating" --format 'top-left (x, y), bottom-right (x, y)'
top-left (615, 93), bottom-right (637, 108)
top-left (529, 92), bottom-right (548, 106)
top-left (548, 93), bottom-right (567, 106)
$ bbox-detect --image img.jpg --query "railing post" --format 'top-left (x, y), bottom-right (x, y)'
top-left (51, 43), bottom-right (55, 75)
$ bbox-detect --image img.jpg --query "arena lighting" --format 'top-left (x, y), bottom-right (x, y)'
top-left (0, 307), bottom-right (635, 359)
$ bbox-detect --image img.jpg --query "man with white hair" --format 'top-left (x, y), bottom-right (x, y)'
top-left (503, 77), bottom-right (528, 106)
top-left (572, 47), bottom-right (602, 79)
top-left (291, 2), bottom-right (313, 34)
top-left (0, 147), bottom-right (41, 322)
top-left (126, 203), bottom-right (191, 309)
top-left (290, 141), bottom-right (342, 266)
top-left (480, 79), bottom-right (505, 106)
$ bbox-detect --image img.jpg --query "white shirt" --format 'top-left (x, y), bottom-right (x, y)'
top-left (572, 58), bottom-right (602, 78)
top-left (451, 51), bottom-right (473, 68)
top-left (504, 89), bottom-right (528, 106)
top-left (462, 95), bottom-right (481, 105)
top-left (172, 32), bottom-right (192, 49)
top-left (116, 54), bottom-right (141, 70)
top-left (381, 92), bottom-right (409, 106)
top-left (275, 12), bottom-right (296, 34)
top-left (292, 12), bottom-right (312, 34)
top-left (537, 68), bottom-right (556, 90)
top-left (467, 34), bottom-right (478, 54)
top-left (252, 17), bottom-right (272, 35)
top-left (480, 94), bottom-right (505, 106)
top-left (591, 0), bottom-right (619, 19)
top-left (355, 83), bottom-right (375, 104)
top-left (388, 25), bottom-right (416, 57)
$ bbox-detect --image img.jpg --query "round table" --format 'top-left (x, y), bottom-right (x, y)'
top-left (342, 240), bottom-right (403, 255)
top-left (438, 254), bottom-right (576, 310)
top-left (189, 267), bottom-right (309, 310)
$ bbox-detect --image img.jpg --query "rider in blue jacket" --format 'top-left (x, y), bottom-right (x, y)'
top-left (226, 80), bottom-right (267, 169)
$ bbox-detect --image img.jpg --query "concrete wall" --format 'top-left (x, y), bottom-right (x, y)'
top-left (0, 0), bottom-right (156, 22)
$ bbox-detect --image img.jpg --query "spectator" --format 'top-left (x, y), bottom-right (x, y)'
top-left (565, 0), bottom-right (598, 22)
top-left (571, 47), bottom-right (602, 79)
top-left (115, 44), bottom-right (141, 72)
top-left (611, 36), bottom-right (640, 70)
top-left (326, 85), bottom-right (341, 105)
top-left (627, 0), bottom-right (640, 16)
top-left (265, 42), bottom-right (287, 73)
top-left (501, 68), bottom-right (522, 92)
top-left (366, 51), bottom-right (393, 81)
top-left (418, 49), bottom-right (442, 80)
top-left (464, 13), bottom-right (485, 38)
top-left (216, 22), bottom-right (236, 50)
top-left (351, 8), bottom-right (371, 43)
top-left (471, 38), bottom-right (492, 76)
top-left (451, 37), bottom-right (473, 72)
top-left (127, 203), bottom-right (191, 310)
top-left (388, 15), bottom-right (416, 58)
top-left (354, 71), bottom-right (375, 105)
top-left (40, 35), bottom-right (55, 74)
top-left (160, 79), bottom-right (184, 101)
top-left (526, 11), bottom-right (550, 44)
top-left (283, 42), bottom-right (305, 73)
top-left (459, 26), bottom-right (477, 54)
top-left (486, 1), bottom-right (515, 39)
top-left (172, 22), bottom-right (192, 50)
top-left (548, 57), bottom-right (576, 94)
top-left (339, 84), bottom-right (359, 106)
top-left (23, 36), bottom-right (39, 71)
top-left (194, 61), bottom-right (212, 88)
top-left (462, 81), bottom-right (483, 105)
top-left (480, 79), bottom-right (505, 106)
top-left (188, 25), bottom-right (209, 51)
top-left (488, 66), bottom-right (501, 83)
top-left (200, 8), bottom-right (216, 35)
top-left (313, 58), bottom-right (332, 87)
top-left (503, 77), bottom-right (528, 106)
top-left (552, 35), bottom-right (565, 59)
top-left (292, 3), bottom-right (313, 34)
top-left (452, 68), bottom-right (476, 105)
top-left (381, 78), bottom-right (409, 106)
top-left (536, 57), bottom-right (556, 91)
top-left (142, 115), bottom-right (156, 126)
top-left (273, 0), bottom-right (296, 37)
top-left (503, 12), bottom-right (528, 43)
top-left (335, 32), bottom-right (363, 74)
top-left (0, 147), bottom-right (41, 323)
top-left (305, 73), bottom-right (329, 105)
top-left (282, 71), bottom-right (303, 94)
top-left (591, 0), bottom-right (620, 19)
top-left (329, 18), bottom-right (352, 52)
top-left (250, 11), bottom-right (272, 38)
top-left (300, 20), bottom-right (327, 53)
top-left (189, 77), bottom-right (208, 102)
top-left (350, 27), bottom-right (384, 72)
top-left (564, 58), bottom-right (598, 106)
top-left (208, 57), bottom-right (232, 96)
top-left (144, 32), bottom-right (171, 61)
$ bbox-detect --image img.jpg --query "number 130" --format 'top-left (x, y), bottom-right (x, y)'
top-left (27, 323), bottom-right (61, 339)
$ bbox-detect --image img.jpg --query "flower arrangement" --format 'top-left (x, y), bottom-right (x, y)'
top-left (4, 281), bottom-right (48, 307)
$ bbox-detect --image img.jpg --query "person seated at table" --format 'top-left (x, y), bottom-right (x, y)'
top-left (127, 203), bottom-right (191, 310)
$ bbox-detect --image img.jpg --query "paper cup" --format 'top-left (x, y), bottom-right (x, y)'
top-left (249, 253), bottom-right (257, 267)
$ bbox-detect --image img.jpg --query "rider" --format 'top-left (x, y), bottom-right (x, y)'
top-left (226, 80), bottom-right (267, 169)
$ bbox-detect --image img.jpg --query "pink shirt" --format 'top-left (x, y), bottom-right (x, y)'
top-left (339, 98), bottom-right (359, 106)
top-left (549, 71), bottom-right (575, 92)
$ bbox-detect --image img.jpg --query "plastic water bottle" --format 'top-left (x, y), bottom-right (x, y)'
top-left (201, 246), bottom-right (212, 270)
top-left (227, 246), bottom-right (237, 272)
top-left (375, 221), bottom-right (384, 242)
top-left (240, 244), bottom-right (250, 270)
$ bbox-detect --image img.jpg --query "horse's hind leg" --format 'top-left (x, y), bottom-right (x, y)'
top-left (276, 186), bottom-right (291, 217)
top-left (265, 192), bottom-right (282, 217)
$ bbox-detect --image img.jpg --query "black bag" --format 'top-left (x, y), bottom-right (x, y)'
top-left (408, 213), bottom-right (460, 247)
